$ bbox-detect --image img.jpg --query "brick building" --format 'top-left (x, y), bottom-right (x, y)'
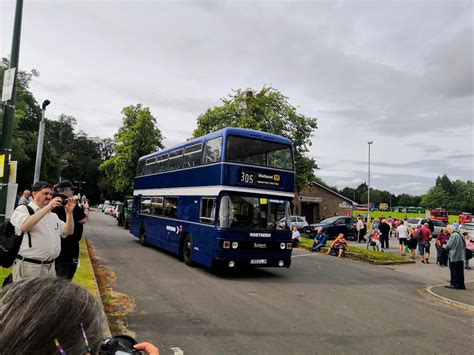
top-left (293, 182), bottom-right (355, 224)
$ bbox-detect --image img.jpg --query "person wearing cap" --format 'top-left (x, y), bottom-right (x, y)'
top-left (52, 180), bottom-right (90, 280)
top-left (9, 181), bottom-right (76, 282)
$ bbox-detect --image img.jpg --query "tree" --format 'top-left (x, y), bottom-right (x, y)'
top-left (1, 58), bottom-right (42, 189)
top-left (100, 104), bottom-right (164, 196)
top-left (436, 174), bottom-right (453, 194)
top-left (1, 58), bottom-right (113, 203)
top-left (341, 187), bottom-right (357, 202)
top-left (193, 87), bottom-right (318, 191)
top-left (421, 186), bottom-right (448, 208)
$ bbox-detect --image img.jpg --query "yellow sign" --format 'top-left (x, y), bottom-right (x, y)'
top-left (260, 198), bottom-right (268, 205)
top-left (0, 154), bottom-right (4, 178)
top-left (273, 174), bottom-right (280, 182)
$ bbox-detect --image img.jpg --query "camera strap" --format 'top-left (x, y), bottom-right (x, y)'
top-left (24, 205), bottom-right (35, 248)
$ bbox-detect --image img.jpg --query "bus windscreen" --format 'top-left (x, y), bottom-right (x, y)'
top-left (219, 194), bottom-right (291, 230)
top-left (226, 136), bottom-right (293, 170)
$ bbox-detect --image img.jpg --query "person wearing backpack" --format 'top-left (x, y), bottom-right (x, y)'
top-left (417, 223), bottom-right (432, 264)
top-left (9, 181), bottom-right (75, 282)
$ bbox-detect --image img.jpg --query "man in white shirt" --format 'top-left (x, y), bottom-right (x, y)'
top-left (356, 216), bottom-right (366, 243)
top-left (17, 190), bottom-right (31, 205)
top-left (396, 222), bottom-right (409, 256)
top-left (10, 181), bottom-right (75, 282)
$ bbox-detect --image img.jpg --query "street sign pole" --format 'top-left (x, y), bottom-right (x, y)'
top-left (0, 0), bottom-right (24, 222)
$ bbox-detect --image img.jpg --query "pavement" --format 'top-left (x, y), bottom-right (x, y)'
top-left (347, 236), bottom-right (474, 310)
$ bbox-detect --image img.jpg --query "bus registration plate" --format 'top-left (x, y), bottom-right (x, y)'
top-left (250, 259), bottom-right (267, 265)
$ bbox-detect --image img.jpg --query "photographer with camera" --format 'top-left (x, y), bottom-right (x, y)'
top-left (9, 181), bottom-right (75, 282)
top-left (1, 277), bottom-right (160, 354)
top-left (52, 180), bottom-right (90, 280)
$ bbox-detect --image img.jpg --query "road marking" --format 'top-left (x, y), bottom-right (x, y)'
top-left (171, 347), bottom-right (184, 355)
top-left (291, 253), bottom-right (319, 258)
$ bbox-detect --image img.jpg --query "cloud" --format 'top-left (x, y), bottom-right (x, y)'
top-left (1, 0), bottom-right (472, 195)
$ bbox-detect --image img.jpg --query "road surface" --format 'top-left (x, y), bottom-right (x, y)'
top-left (86, 211), bottom-right (473, 354)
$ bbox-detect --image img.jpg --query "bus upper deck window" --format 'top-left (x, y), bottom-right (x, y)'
top-left (202, 137), bottom-right (223, 164)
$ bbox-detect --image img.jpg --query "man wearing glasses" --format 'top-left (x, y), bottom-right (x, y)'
top-left (10, 181), bottom-right (75, 281)
top-left (52, 180), bottom-right (90, 280)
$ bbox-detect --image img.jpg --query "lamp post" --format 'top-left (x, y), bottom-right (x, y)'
top-left (367, 141), bottom-right (373, 227)
top-left (33, 99), bottom-right (50, 183)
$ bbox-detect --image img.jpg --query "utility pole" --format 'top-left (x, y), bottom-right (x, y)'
top-left (367, 141), bottom-right (373, 227)
top-left (0, 0), bottom-right (24, 222)
top-left (33, 100), bottom-right (50, 184)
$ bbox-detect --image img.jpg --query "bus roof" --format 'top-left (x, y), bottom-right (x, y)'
top-left (139, 127), bottom-right (293, 161)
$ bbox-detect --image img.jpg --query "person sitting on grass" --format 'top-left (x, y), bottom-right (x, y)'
top-left (311, 228), bottom-right (327, 253)
top-left (327, 233), bottom-right (349, 257)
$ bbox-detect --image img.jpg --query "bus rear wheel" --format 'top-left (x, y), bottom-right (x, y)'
top-left (182, 235), bottom-right (193, 266)
top-left (139, 227), bottom-right (148, 247)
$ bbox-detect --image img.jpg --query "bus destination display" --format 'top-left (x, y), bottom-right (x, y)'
top-left (239, 170), bottom-right (281, 187)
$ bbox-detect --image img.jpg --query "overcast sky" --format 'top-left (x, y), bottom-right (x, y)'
top-left (1, 0), bottom-right (473, 195)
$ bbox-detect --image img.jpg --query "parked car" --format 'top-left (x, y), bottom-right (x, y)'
top-left (406, 218), bottom-right (446, 237)
top-left (303, 216), bottom-right (358, 240)
top-left (102, 200), bottom-right (111, 213)
top-left (278, 215), bottom-right (308, 230)
top-left (459, 223), bottom-right (474, 241)
top-left (105, 202), bottom-right (118, 216)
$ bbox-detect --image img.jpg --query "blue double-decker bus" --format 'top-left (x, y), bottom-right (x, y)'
top-left (130, 127), bottom-right (295, 269)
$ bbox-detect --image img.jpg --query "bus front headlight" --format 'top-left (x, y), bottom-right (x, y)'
top-left (280, 242), bottom-right (286, 249)
top-left (232, 242), bottom-right (238, 249)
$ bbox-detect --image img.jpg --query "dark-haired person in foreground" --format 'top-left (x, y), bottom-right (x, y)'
top-left (9, 181), bottom-right (75, 282)
top-left (0, 277), bottom-right (160, 354)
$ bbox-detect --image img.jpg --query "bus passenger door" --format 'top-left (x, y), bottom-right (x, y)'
top-left (163, 197), bottom-right (179, 251)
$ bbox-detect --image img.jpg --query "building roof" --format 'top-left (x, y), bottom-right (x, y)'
top-left (308, 181), bottom-right (356, 206)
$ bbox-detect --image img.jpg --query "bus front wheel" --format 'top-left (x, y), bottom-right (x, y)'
top-left (182, 235), bottom-right (193, 266)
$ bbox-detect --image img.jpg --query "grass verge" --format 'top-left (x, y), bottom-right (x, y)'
top-left (299, 237), bottom-right (407, 262)
top-left (87, 239), bottom-right (135, 337)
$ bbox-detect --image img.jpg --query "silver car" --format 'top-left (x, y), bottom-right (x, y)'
top-left (407, 218), bottom-right (446, 237)
top-left (278, 215), bottom-right (308, 230)
top-left (459, 223), bottom-right (474, 241)
top-left (290, 215), bottom-right (308, 230)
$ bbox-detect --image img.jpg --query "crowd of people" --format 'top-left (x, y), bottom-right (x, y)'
top-left (360, 215), bottom-right (471, 290)
top-left (292, 214), bottom-right (472, 291)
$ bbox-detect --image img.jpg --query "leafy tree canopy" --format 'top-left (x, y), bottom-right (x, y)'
top-left (100, 104), bottom-right (164, 196)
top-left (193, 86), bottom-right (318, 190)
top-left (422, 175), bottom-right (474, 213)
top-left (1, 58), bottom-right (112, 202)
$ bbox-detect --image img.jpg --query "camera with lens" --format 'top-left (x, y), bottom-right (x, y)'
top-left (99, 335), bottom-right (141, 354)
top-left (53, 193), bottom-right (69, 206)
